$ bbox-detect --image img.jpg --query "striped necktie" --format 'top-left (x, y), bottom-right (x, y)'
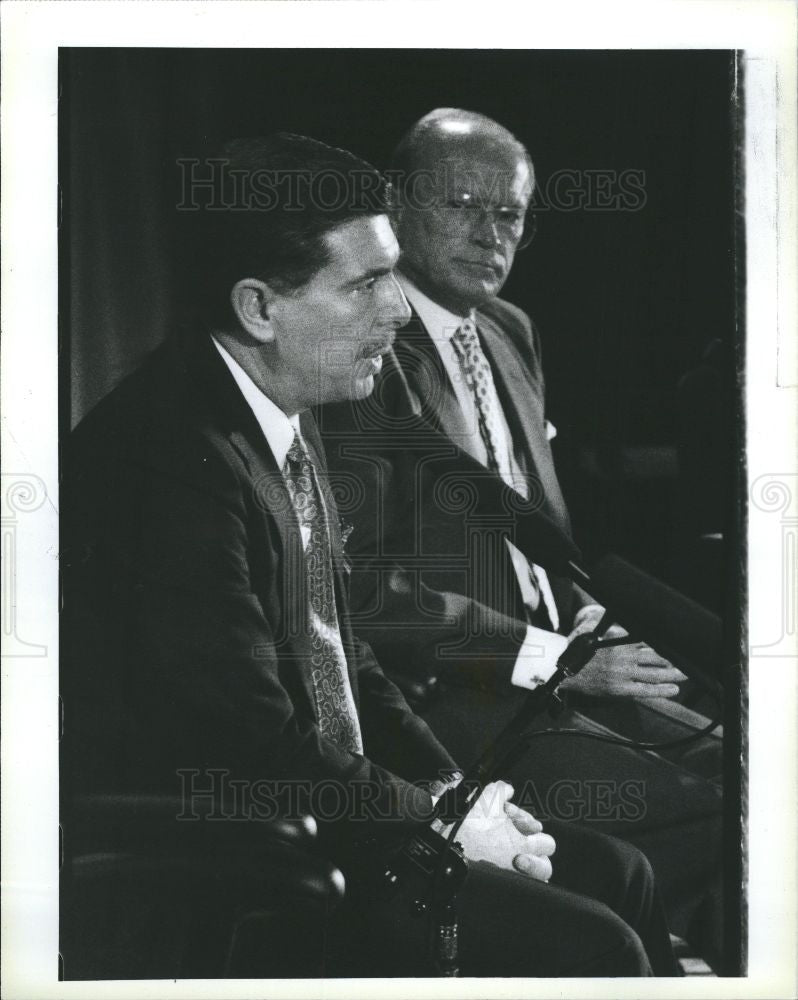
top-left (282, 432), bottom-right (363, 754)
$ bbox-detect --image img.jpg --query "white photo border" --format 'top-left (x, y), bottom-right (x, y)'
top-left (2, 2), bottom-right (796, 998)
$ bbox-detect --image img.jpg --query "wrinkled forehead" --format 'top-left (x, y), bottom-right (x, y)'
top-left (416, 135), bottom-right (533, 206)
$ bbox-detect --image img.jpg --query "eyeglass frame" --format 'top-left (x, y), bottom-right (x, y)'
top-left (430, 193), bottom-right (538, 251)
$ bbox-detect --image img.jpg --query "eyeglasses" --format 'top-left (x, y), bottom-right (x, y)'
top-left (435, 196), bottom-right (538, 250)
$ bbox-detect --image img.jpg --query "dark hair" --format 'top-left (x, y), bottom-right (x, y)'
top-left (179, 133), bottom-right (392, 329)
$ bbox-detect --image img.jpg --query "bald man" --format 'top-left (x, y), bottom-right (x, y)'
top-left (318, 109), bottom-right (725, 969)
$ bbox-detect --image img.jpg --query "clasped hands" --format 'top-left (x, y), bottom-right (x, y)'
top-left (558, 605), bottom-right (687, 700)
top-left (449, 780), bottom-right (556, 882)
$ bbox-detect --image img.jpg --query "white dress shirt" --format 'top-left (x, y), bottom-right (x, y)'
top-left (212, 336), bottom-right (316, 546)
top-left (397, 276), bottom-right (566, 688)
top-left (212, 336), bottom-right (301, 467)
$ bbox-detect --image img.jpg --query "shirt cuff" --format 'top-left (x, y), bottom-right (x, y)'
top-left (428, 772), bottom-right (464, 834)
top-left (426, 771), bottom-right (464, 805)
top-left (510, 625), bottom-right (569, 690)
top-left (569, 603), bottom-right (606, 639)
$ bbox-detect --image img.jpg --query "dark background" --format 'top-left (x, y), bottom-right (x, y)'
top-left (62, 47), bottom-right (739, 600)
top-left (60, 48), bottom-right (744, 972)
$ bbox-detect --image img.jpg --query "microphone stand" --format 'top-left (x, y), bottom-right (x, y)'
top-left (434, 617), bottom-right (616, 826)
top-left (382, 613), bottom-right (630, 976)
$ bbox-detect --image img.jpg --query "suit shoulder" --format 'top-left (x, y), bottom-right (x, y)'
top-left (69, 348), bottom-right (246, 505)
top-left (478, 297), bottom-right (542, 365)
top-left (479, 296), bottom-right (533, 332)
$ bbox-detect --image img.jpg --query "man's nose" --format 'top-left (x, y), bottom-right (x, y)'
top-left (381, 273), bottom-right (412, 327)
top-left (472, 210), bottom-right (501, 248)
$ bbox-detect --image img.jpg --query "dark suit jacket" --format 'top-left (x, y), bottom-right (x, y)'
top-left (317, 296), bottom-right (588, 689)
top-left (393, 297), bottom-right (571, 532)
top-left (62, 327), bottom-right (456, 850)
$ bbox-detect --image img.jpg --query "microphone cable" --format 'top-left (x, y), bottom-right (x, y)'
top-left (514, 708), bottom-right (723, 755)
top-left (437, 701), bottom-right (722, 856)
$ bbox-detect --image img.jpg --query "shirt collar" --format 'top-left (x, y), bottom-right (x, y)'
top-left (211, 335), bottom-right (301, 468)
top-left (397, 273), bottom-right (473, 342)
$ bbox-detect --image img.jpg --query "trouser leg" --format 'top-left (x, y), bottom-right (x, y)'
top-left (422, 682), bottom-right (723, 964)
top-left (545, 818), bottom-right (680, 977)
top-left (325, 854), bottom-right (655, 978)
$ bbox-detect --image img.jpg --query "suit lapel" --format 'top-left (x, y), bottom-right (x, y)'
top-left (476, 311), bottom-right (571, 531)
top-left (180, 327), bottom-right (303, 567)
top-left (177, 329), bottom-right (318, 711)
top-left (393, 310), bottom-right (484, 464)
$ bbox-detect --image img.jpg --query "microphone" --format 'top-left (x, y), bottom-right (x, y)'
top-left (398, 424), bottom-right (723, 689)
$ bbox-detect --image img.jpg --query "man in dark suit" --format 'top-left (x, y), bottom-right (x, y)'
top-left (63, 133), bottom-right (678, 977)
top-left (317, 110), bottom-right (724, 966)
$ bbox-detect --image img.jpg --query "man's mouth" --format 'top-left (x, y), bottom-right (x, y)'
top-left (358, 340), bottom-right (392, 361)
top-left (355, 342), bottom-right (390, 376)
top-left (455, 258), bottom-right (505, 277)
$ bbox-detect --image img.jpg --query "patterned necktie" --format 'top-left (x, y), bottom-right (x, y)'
top-left (282, 431), bottom-right (364, 754)
top-left (451, 318), bottom-right (530, 501)
top-left (451, 318), bottom-right (553, 620)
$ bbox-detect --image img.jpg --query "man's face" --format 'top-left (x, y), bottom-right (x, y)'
top-left (267, 214), bottom-right (410, 408)
top-left (397, 146), bottom-right (533, 314)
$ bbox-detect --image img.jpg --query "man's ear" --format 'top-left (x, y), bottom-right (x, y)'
top-left (230, 278), bottom-right (278, 343)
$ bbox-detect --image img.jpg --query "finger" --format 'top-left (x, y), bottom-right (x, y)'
top-left (633, 644), bottom-right (688, 677)
top-left (513, 854), bottom-right (553, 882)
top-left (635, 652), bottom-right (672, 668)
top-left (504, 800), bottom-right (543, 834)
top-left (637, 658), bottom-right (688, 680)
top-left (523, 832), bottom-right (556, 857)
top-left (603, 679), bottom-right (682, 698)
top-left (627, 664), bottom-right (687, 683)
top-left (635, 648), bottom-right (683, 669)
top-left (629, 681), bottom-right (681, 699)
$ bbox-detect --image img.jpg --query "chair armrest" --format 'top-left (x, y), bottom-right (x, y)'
top-left (65, 794), bottom-right (345, 907)
top-left (68, 793), bottom-right (315, 850)
top-left (70, 841), bottom-right (345, 906)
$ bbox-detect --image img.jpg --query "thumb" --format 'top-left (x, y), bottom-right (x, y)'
top-left (476, 780), bottom-right (515, 817)
top-left (491, 780), bottom-right (515, 804)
